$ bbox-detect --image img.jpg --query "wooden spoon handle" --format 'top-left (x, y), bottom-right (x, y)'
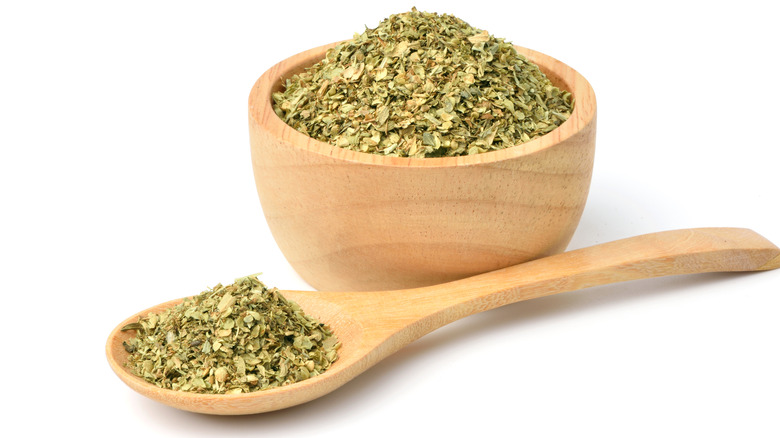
top-left (388, 228), bottom-right (779, 336)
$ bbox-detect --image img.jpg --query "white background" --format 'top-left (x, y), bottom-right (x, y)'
top-left (2, 1), bottom-right (779, 436)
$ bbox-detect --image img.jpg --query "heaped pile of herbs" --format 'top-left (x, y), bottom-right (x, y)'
top-left (121, 275), bottom-right (340, 394)
top-left (273, 8), bottom-right (573, 158)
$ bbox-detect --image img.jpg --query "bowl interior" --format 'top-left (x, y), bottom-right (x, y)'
top-left (252, 41), bottom-right (595, 169)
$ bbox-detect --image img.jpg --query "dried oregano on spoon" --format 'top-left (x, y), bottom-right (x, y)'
top-left (121, 274), bottom-right (340, 394)
top-left (272, 7), bottom-right (573, 158)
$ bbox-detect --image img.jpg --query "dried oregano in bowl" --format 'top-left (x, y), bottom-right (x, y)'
top-left (272, 8), bottom-right (573, 158)
top-left (121, 275), bottom-right (340, 394)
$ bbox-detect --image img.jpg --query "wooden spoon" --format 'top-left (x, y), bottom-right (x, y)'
top-left (106, 228), bottom-right (779, 415)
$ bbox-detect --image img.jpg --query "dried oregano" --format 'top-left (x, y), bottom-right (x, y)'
top-left (121, 274), bottom-right (340, 394)
top-left (272, 8), bottom-right (573, 158)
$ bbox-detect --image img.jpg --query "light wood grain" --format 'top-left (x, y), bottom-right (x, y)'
top-left (248, 42), bottom-right (597, 291)
top-left (107, 228), bottom-right (779, 415)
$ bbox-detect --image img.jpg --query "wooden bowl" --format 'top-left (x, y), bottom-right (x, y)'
top-left (248, 42), bottom-right (597, 291)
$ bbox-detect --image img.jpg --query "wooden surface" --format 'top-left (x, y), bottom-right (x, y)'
top-left (106, 227), bottom-right (779, 415)
top-left (248, 42), bottom-right (597, 291)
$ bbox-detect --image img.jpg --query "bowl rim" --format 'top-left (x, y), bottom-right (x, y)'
top-left (249, 41), bottom-right (596, 168)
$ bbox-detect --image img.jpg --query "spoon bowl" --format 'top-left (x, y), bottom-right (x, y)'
top-left (107, 294), bottom-right (367, 415)
top-left (107, 228), bottom-right (779, 414)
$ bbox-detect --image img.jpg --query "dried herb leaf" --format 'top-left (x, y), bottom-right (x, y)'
top-left (120, 322), bottom-right (144, 332)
